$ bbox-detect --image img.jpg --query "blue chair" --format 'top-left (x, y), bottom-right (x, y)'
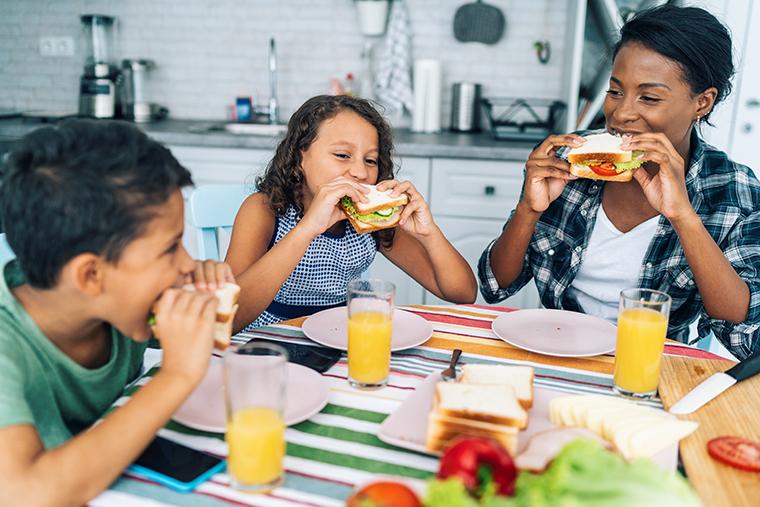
top-left (187, 184), bottom-right (251, 261)
top-left (0, 233), bottom-right (14, 264)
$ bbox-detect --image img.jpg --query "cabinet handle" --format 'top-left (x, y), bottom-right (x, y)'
top-left (484, 185), bottom-right (496, 196)
top-left (748, 98), bottom-right (759, 108)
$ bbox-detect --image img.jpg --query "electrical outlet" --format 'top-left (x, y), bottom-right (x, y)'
top-left (39, 36), bottom-right (75, 57)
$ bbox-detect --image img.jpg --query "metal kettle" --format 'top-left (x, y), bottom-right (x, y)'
top-left (450, 82), bottom-right (482, 132)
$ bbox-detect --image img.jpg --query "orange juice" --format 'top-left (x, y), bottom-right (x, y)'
top-left (614, 308), bottom-right (668, 394)
top-left (226, 407), bottom-right (285, 488)
top-left (348, 311), bottom-right (392, 384)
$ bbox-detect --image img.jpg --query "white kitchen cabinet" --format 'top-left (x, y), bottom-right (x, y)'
top-left (428, 158), bottom-right (541, 309)
top-left (368, 156), bottom-right (431, 306)
top-left (425, 217), bottom-right (541, 309)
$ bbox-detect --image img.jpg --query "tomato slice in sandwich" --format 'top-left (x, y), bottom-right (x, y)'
top-left (707, 436), bottom-right (760, 472)
top-left (589, 162), bottom-right (618, 177)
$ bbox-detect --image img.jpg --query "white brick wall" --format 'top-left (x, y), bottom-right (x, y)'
top-left (0, 0), bottom-right (568, 125)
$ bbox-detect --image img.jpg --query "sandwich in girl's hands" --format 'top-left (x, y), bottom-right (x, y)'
top-left (566, 132), bottom-right (646, 181)
top-left (339, 184), bottom-right (409, 233)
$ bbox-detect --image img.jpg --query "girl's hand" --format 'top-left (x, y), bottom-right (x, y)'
top-left (622, 133), bottom-right (693, 222)
top-left (151, 288), bottom-right (218, 386)
top-left (185, 260), bottom-right (235, 291)
top-left (377, 179), bottom-right (436, 237)
top-left (300, 177), bottom-right (370, 237)
top-left (521, 134), bottom-right (584, 213)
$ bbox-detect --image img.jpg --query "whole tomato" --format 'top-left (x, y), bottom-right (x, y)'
top-left (346, 480), bottom-right (422, 507)
top-left (438, 437), bottom-right (517, 497)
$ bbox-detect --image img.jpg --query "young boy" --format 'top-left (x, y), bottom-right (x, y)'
top-left (0, 119), bottom-right (233, 505)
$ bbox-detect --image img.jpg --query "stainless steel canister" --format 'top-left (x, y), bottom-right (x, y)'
top-left (450, 82), bottom-right (482, 132)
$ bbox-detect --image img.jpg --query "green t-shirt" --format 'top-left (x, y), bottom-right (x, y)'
top-left (0, 260), bottom-right (147, 448)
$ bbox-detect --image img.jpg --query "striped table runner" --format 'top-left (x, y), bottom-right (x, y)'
top-left (93, 304), bottom-right (720, 507)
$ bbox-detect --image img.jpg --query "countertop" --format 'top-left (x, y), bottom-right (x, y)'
top-left (0, 117), bottom-right (535, 161)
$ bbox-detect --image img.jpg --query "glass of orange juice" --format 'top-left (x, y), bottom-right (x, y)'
top-left (223, 342), bottom-right (288, 492)
top-left (613, 288), bottom-right (672, 399)
top-left (347, 278), bottom-right (395, 390)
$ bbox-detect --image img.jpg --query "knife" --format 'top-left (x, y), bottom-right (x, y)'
top-left (669, 351), bottom-right (760, 414)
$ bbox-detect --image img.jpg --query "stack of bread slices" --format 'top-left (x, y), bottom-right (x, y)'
top-left (426, 364), bottom-right (534, 455)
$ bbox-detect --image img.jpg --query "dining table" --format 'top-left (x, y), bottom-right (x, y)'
top-left (89, 304), bottom-right (731, 507)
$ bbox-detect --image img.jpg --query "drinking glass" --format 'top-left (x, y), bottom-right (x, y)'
top-left (347, 279), bottom-right (395, 389)
top-left (613, 288), bottom-right (672, 398)
top-left (224, 342), bottom-right (288, 492)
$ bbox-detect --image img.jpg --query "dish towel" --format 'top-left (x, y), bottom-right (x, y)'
top-left (373, 0), bottom-right (414, 119)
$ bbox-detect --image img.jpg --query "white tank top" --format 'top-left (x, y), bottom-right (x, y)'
top-left (569, 204), bottom-right (660, 322)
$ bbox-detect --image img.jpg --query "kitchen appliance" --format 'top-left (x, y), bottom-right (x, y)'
top-left (120, 59), bottom-right (167, 123)
top-left (450, 82), bottom-right (482, 132)
top-left (79, 14), bottom-right (118, 119)
top-left (669, 350), bottom-right (760, 414)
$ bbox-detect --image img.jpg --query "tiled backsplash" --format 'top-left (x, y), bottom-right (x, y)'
top-left (0, 0), bottom-right (567, 125)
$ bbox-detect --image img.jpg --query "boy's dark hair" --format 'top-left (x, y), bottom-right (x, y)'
top-left (613, 5), bottom-right (734, 125)
top-left (257, 95), bottom-right (397, 246)
top-left (0, 119), bottom-right (193, 288)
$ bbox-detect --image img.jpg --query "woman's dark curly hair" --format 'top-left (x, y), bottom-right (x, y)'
top-left (256, 94), bottom-right (397, 246)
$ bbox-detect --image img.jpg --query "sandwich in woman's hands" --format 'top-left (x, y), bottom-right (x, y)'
top-left (179, 283), bottom-right (240, 350)
top-left (340, 184), bottom-right (409, 234)
top-left (566, 132), bottom-right (645, 182)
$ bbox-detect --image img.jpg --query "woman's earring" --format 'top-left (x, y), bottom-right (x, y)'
top-left (695, 114), bottom-right (702, 122)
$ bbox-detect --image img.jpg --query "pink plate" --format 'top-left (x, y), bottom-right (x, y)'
top-left (302, 307), bottom-right (433, 351)
top-left (492, 309), bottom-right (617, 358)
top-left (172, 357), bottom-right (329, 433)
top-left (378, 373), bottom-right (678, 471)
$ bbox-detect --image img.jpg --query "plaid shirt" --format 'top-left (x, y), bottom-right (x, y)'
top-left (478, 130), bottom-right (760, 360)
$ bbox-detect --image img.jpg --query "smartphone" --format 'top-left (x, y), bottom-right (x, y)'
top-left (244, 338), bottom-right (342, 373)
top-left (128, 436), bottom-right (226, 493)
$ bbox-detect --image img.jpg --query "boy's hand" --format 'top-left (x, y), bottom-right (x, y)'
top-left (185, 260), bottom-right (235, 291)
top-left (151, 288), bottom-right (218, 386)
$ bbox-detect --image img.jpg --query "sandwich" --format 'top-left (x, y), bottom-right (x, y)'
top-left (149, 283), bottom-right (241, 350)
top-left (340, 184), bottom-right (409, 234)
top-left (566, 132), bottom-right (645, 182)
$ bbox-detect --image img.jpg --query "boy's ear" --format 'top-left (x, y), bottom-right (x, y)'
top-left (63, 253), bottom-right (106, 296)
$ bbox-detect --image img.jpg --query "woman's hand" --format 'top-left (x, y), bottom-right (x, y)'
top-left (185, 260), bottom-right (235, 291)
top-left (521, 134), bottom-right (583, 214)
top-left (300, 177), bottom-right (370, 236)
top-left (377, 179), bottom-right (436, 237)
top-left (622, 133), bottom-right (694, 222)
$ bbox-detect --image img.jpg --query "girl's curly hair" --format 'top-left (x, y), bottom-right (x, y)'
top-left (256, 94), bottom-right (397, 247)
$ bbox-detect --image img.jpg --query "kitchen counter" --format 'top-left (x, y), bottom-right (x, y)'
top-left (0, 118), bottom-right (535, 162)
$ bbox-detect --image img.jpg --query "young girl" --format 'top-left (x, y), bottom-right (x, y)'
top-left (226, 95), bottom-right (477, 331)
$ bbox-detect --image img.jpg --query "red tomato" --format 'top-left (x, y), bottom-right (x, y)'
top-left (346, 481), bottom-right (422, 507)
top-left (707, 436), bottom-right (760, 472)
top-left (438, 437), bottom-right (517, 496)
top-left (589, 162), bottom-right (618, 177)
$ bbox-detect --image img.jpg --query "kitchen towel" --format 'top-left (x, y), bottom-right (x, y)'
top-left (412, 59), bottom-right (442, 133)
top-left (373, 0), bottom-right (414, 119)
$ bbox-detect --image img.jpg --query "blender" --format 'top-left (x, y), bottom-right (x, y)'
top-left (79, 14), bottom-right (118, 118)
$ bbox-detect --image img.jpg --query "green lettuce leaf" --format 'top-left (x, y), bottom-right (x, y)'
top-left (507, 439), bottom-right (700, 507)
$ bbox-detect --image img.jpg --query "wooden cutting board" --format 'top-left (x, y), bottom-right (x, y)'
top-left (659, 355), bottom-right (760, 506)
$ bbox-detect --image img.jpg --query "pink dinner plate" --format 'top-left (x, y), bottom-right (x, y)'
top-left (491, 309), bottom-right (617, 358)
top-left (378, 373), bottom-right (678, 471)
top-left (302, 307), bottom-right (433, 351)
top-left (172, 357), bottom-right (329, 432)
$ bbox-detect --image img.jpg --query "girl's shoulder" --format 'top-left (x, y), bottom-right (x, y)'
top-left (234, 192), bottom-right (277, 235)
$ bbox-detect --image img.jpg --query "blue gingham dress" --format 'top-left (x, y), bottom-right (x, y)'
top-left (244, 206), bottom-right (377, 330)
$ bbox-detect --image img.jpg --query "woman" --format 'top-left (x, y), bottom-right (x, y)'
top-left (478, 5), bottom-right (760, 360)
